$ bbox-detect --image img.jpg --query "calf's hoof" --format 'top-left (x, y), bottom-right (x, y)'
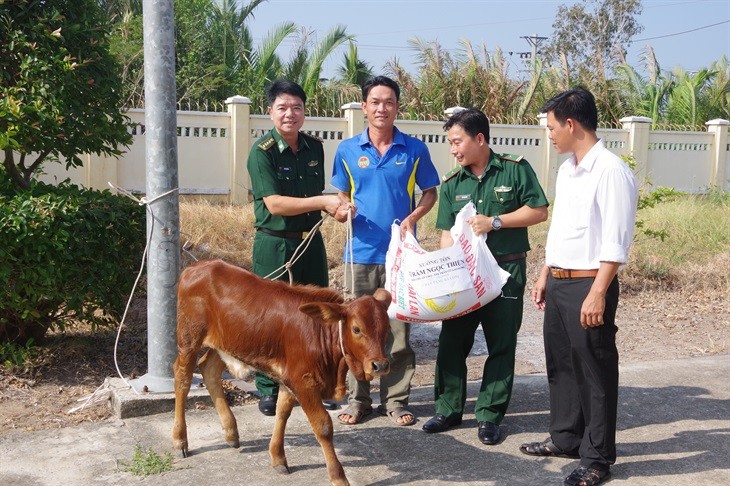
top-left (273, 464), bottom-right (290, 475)
top-left (224, 429), bottom-right (240, 448)
top-left (172, 439), bottom-right (189, 458)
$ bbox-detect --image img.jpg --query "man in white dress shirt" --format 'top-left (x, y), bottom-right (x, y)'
top-left (520, 87), bottom-right (638, 486)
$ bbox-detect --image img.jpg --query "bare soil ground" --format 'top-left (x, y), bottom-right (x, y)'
top-left (1, 278), bottom-right (727, 435)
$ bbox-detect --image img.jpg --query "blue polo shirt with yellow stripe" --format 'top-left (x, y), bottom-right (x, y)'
top-left (331, 127), bottom-right (440, 264)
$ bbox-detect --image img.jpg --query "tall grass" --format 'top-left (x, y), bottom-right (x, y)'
top-left (180, 193), bottom-right (730, 295)
top-left (623, 192), bottom-right (730, 292)
top-left (179, 200), bottom-right (253, 268)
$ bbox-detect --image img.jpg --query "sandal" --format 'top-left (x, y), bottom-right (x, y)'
top-left (564, 466), bottom-right (611, 486)
top-left (519, 437), bottom-right (580, 459)
top-left (336, 403), bottom-right (372, 425)
top-left (376, 404), bottom-right (416, 426)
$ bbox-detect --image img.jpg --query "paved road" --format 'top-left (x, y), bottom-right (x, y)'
top-left (1, 355), bottom-right (728, 485)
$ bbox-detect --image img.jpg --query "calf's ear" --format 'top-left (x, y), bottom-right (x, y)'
top-left (372, 289), bottom-right (392, 310)
top-left (299, 302), bottom-right (345, 323)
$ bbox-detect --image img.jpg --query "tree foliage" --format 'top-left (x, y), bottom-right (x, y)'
top-left (97, 0), bottom-right (728, 126)
top-left (109, 0), bottom-right (355, 112)
top-left (545, 0), bottom-right (643, 84)
top-left (615, 48), bottom-right (730, 128)
top-left (614, 46), bottom-right (673, 127)
top-left (1, 0), bottom-right (132, 188)
top-left (337, 41), bottom-right (373, 86)
top-left (385, 38), bottom-right (529, 122)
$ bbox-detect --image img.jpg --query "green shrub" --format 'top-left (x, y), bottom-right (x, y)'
top-left (0, 174), bottom-right (146, 343)
top-left (0, 338), bottom-right (38, 371)
top-left (622, 154), bottom-right (681, 241)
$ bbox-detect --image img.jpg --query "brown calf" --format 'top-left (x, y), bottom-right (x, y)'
top-left (172, 259), bottom-right (391, 486)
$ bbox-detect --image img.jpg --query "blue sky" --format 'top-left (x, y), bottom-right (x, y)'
top-left (246, 0), bottom-right (730, 79)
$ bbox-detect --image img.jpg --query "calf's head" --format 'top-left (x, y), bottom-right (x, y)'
top-left (299, 289), bottom-right (391, 381)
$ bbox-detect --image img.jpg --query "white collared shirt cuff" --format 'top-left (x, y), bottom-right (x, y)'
top-left (599, 243), bottom-right (629, 264)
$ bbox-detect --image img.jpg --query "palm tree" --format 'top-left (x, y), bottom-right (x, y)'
top-left (336, 41), bottom-right (373, 86)
top-left (209, 0), bottom-right (267, 89)
top-left (703, 56), bottom-right (730, 121)
top-left (106, 0), bottom-right (299, 110)
top-left (290, 25), bottom-right (352, 95)
top-left (274, 25), bottom-right (352, 114)
top-left (614, 46), bottom-right (674, 128)
top-left (666, 67), bottom-right (716, 127)
top-left (240, 21), bottom-right (298, 110)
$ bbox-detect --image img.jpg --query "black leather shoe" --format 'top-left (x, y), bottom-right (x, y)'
top-left (422, 413), bottom-right (462, 433)
top-left (322, 400), bottom-right (339, 411)
top-left (564, 465), bottom-right (611, 486)
top-left (258, 394), bottom-right (277, 416)
top-left (477, 421), bottom-right (501, 445)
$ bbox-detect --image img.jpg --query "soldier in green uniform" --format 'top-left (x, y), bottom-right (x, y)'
top-left (422, 108), bottom-right (549, 446)
top-left (247, 80), bottom-right (350, 416)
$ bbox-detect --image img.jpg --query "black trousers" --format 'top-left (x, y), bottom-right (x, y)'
top-left (543, 274), bottom-right (619, 471)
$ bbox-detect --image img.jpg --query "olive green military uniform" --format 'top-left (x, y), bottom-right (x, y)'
top-left (434, 151), bottom-right (548, 424)
top-left (248, 128), bottom-right (329, 396)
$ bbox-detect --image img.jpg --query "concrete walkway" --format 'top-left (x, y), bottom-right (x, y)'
top-left (1, 354), bottom-right (728, 485)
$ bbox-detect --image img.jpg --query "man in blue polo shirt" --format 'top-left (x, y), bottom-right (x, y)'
top-left (331, 75), bottom-right (440, 426)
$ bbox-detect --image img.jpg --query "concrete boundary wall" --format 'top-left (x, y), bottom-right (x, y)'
top-left (35, 99), bottom-right (730, 202)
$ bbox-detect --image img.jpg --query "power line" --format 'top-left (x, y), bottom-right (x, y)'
top-left (632, 19), bottom-right (730, 42)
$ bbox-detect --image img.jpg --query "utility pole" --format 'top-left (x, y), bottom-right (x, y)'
top-left (130, 0), bottom-right (180, 394)
top-left (521, 34), bottom-right (548, 67)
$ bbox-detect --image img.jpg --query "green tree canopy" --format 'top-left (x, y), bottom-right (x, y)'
top-left (97, 0), bottom-right (727, 127)
top-left (1, 0), bottom-right (132, 188)
top-left (545, 0), bottom-right (644, 84)
top-left (337, 41), bottom-right (373, 86)
top-left (109, 0), bottom-right (355, 112)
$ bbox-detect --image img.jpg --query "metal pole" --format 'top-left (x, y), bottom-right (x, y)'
top-left (130, 0), bottom-right (179, 393)
top-left (521, 34), bottom-right (547, 68)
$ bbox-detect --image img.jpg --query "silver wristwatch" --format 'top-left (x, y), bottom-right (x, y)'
top-left (491, 215), bottom-right (503, 231)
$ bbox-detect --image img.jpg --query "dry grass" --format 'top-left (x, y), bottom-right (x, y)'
top-left (179, 199), bottom-right (444, 293)
top-left (179, 193), bottom-right (730, 297)
top-left (180, 200), bottom-right (254, 269)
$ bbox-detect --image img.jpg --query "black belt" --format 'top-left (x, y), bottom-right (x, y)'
top-left (495, 251), bottom-right (527, 263)
top-left (256, 227), bottom-right (311, 240)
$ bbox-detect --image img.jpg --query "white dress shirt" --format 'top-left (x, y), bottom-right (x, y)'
top-left (545, 139), bottom-right (639, 270)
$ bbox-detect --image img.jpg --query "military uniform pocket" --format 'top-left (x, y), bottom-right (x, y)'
top-left (452, 199), bottom-right (471, 216)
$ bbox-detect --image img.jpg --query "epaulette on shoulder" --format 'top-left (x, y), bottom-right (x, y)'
top-left (499, 153), bottom-right (524, 163)
top-left (258, 136), bottom-right (276, 151)
top-left (442, 166), bottom-right (461, 182)
top-left (302, 131), bottom-right (323, 143)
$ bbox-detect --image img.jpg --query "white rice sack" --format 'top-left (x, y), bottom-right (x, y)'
top-left (385, 202), bottom-right (510, 323)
